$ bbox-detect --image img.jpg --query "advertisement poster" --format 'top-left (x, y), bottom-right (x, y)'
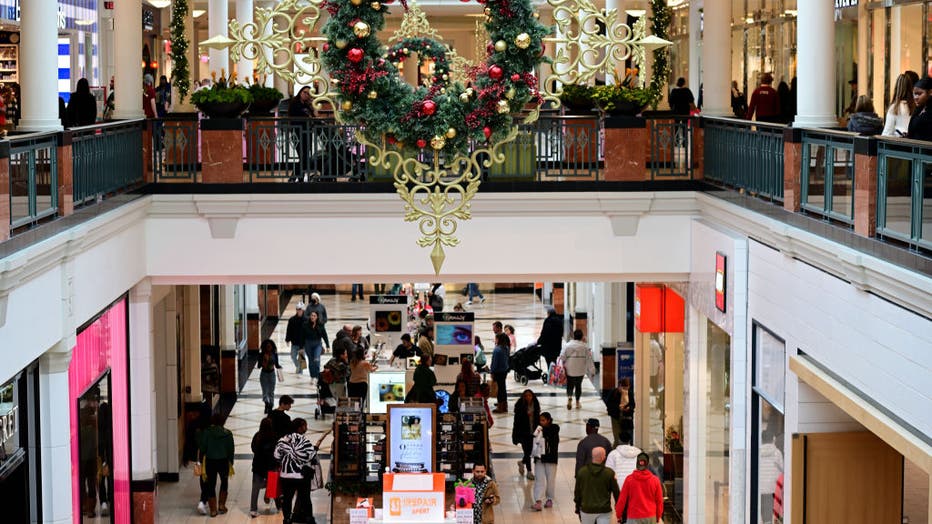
top-left (617, 347), bottom-right (634, 391)
top-left (368, 371), bottom-right (407, 414)
top-left (387, 404), bottom-right (435, 473)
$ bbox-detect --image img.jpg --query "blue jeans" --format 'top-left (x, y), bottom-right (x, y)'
top-left (290, 344), bottom-right (306, 374)
top-left (259, 369), bottom-right (276, 409)
top-left (305, 341), bottom-right (323, 379)
top-left (467, 283), bottom-right (484, 301)
top-left (352, 284), bottom-right (363, 299)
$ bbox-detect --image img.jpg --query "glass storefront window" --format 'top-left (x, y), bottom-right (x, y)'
top-left (752, 323), bottom-right (786, 524)
top-left (78, 373), bottom-right (113, 522)
top-left (731, 0), bottom-right (797, 105)
top-left (704, 319), bottom-right (731, 523)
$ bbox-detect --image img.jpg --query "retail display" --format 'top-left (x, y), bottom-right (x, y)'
top-left (334, 398), bottom-right (364, 479)
top-left (364, 414), bottom-right (387, 483)
top-left (0, 45), bottom-right (18, 84)
top-left (436, 413), bottom-right (461, 481)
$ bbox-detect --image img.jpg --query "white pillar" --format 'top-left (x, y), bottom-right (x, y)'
top-left (794, 0), bottom-right (836, 128)
top-left (39, 343), bottom-right (74, 524)
top-left (184, 285), bottom-right (202, 403)
top-left (700, 0), bottom-right (731, 117)
top-left (154, 287), bottom-right (180, 474)
top-left (129, 280), bottom-right (157, 482)
top-left (235, 0), bottom-right (255, 83)
top-left (113, 0), bottom-right (143, 119)
top-left (208, 0), bottom-right (230, 78)
top-left (688, 0), bottom-right (701, 100)
top-left (19, 0), bottom-right (62, 131)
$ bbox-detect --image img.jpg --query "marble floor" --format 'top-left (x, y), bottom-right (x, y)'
top-left (156, 287), bottom-right (630, 524)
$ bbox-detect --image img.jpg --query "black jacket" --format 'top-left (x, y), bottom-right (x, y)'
top-left (847, 112), bottom-right (883, 135)
top-left (268, 409), bottom-right (292, 439)
top-left (540, 424), bottom-right (560, 463)
top-left (66, 92), bottom-right (97, 127)
top-left (511, 396), bottom-right (541, 444)
top-left (285, 314), bottom-right (306, 346)
top-left (251, 428), bottom-right (278, 475)
top-left (606, 388), bottom-right (636, 423)
top-left (908, 106), bottom-right (932, 142)
top-left (537, 314), bottom-right (564, 360)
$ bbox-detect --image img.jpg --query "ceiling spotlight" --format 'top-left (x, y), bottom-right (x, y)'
top-left (192, 9), bottom-right (206, 18)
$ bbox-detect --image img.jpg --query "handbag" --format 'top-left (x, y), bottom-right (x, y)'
top-left (276, 368), bottom-right (284, 382)
top-left (305, 457), bottom-right (323, 491)
top-left (487, 379), bottom-right (498, 398)
top-left (266, 470), bottom-right (280, 499)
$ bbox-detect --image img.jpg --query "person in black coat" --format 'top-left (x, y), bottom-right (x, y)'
top-left (67, 78), bottom-right (98, 127)
top-left (512, 389), bottom-right (541, 480)
top-left (606, 378), bottom-right (635, 446)
top-left (249, 417), bottom-right (279, 517)
top-left (908, 77), bottom-right (932, 142)
top-left (537, 307), bottom-right (564, 368)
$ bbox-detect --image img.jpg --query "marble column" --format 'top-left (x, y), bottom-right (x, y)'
top-left (113, 0), bottom-right (144, 119)
top-left (129, 280), bottom-right (156, 482)
top-left (153, 287), bottom-right (180, 475)
top-left (40, 342), bottom-right (74, 524)
top-left (235, 0), bottom-right (255, 83)
top-left (688, 0), bottom-right (701, 99)
top-left (794, 0), bottom-right (837, 128)
top-left (183, 285), bottom-right (202, 403)
top-left (18, 0), bottom-right (62, 130)
top-left (208, 0), bottom-right (230, 78)
top-left (700, 0), bottom-right (731, 116)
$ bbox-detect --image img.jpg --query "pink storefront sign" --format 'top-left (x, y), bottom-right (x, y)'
top-left (69, 298), bottom-right (130, 524)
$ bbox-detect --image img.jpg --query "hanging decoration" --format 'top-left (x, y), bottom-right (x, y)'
top-left (169, 0), bottom-right (191, 103)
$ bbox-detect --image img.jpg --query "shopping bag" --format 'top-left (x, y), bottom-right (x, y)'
top-left (308, 458), bottom-right (324, 491)
top-left (547, 358), bottom-right (567, 387)
top-left (298, 353), bottom-right (307, 372)
top-left (266, 470), bottom-right (280, 499)
top-left (276, 368), bottom-right (284, 382)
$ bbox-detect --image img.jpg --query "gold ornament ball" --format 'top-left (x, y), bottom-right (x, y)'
top-left (370, 1), bottom-right (381, 9)
top-left (402, 47), bottom-right (409, 54)
top-left (367, 90), bottom-right (378, 99)
top-left (341, 100), bottom-right (353, 111)
top-left (430, 136), bottom-right (446, 150)
top-left (445, 127), bottom-right (457, 139)
top-left (441, 73), bottom-right (448, 81)
top-left (506, 87), bottom-right (516, 99)
top-left (494, 40), bottom-right (507, 52)
top-left (353, 21), bottom-right (370, 38)
top-left (466, 87), bottom-right (474, 96)
top-left (440, 88), bottom-right (446, 94)
top-left (515, 33), bottom-right (531, 49)
top-left (484, 7), bottom-right (491, 15)
top-left (335, 39), bottom-right (347, 49)
top-left (350, 0), bottom-right (363, 5)
top-left (496, 99), bottom-right (510, 114)
top-left (533, 12), bottom-right (540, 19)
top-left (459, 93), bottom-right (470, 103)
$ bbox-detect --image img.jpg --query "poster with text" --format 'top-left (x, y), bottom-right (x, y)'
top-left (387, 404), bottom-right (435, 474)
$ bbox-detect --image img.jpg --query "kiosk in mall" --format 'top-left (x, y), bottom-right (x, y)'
top-left (431, 312), bottom-right (475, 387)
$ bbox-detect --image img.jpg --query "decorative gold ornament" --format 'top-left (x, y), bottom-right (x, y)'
top-left (430, 135), bottom-right (446, 150)
top-left (466, 87), bottom-right (474, 96)
top-left (446, 127), bottom-right (457, 139)
top-left (368, 90), bottom-right (378, 99)
top-left (515, 33), bottom-right (531, 49)
top-left (533, 12), bottom-right (540, 19)
top-left (506, 87), bottom-right (516, 99)
top-left (494, 40), bottom-right (507, 52)
top-left (370, 1), bottom-right (381, 9)
top-left (341, 100), bottom-right (353, 111)
top-left (484, 7), bottom-right (491, 15)
top-left (496, 99), bottom-right (510, 114)
top-left (335, 39), bottom-right (347, 49)
top-left (402, 47), bottom-right (409, 54)
top-left (350, 0), bottom-right (363, 5)
top-left (459, 92), bottom-right (470, 103)
top-left (353, 21), bottom-right (371, 38)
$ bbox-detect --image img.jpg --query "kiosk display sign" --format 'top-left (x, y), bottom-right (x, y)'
top-left (387, 404), bottom-right (435, 473)
top-left (368, 371), bottom-right (408, 413)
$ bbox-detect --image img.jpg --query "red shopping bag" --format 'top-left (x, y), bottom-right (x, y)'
top-left (266, 470), bottom-right (280, 499)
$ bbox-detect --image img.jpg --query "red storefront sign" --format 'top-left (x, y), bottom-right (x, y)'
top-left (635, 285), bottom-right (684, 333)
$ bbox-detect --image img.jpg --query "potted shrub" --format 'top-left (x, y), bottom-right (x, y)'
top-left (591, 85), bottom-right (653, 117)
top-left (559, 84), bottom-right (596, 114)
top-left (247, 84), bottom-right (283, 115)
top-left (191, 83), bottom-right (253, 118)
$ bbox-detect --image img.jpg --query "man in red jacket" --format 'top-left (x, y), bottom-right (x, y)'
top-left (615, 452), bottom-right (663, 524)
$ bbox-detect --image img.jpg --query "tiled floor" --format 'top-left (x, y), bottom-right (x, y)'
top-left (157, 289), bottom-right (616, 523)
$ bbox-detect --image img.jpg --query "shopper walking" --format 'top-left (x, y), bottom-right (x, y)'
top-left (561, 329), bottom-right (593, 410)
top-left (908, 77), bottom-right (932, 141)
top-left (269, 395), bottom-right (295, 439)
top-left (882, 74), bottom-right (915, 137)
top-left (465, 283), bottom-right (485, 305)
top-left (668, 77), bottom-right (695, 116)
top-left (575, 447), bottom-right (620, 524)
top-left (615, 452), bottom-right (664, 524)
top-left (305, 293), bottom-right (329, 333)
top-left (348, 346), bottom-right (377, 407)
top-left (530, 412), bottom-right (559, 511)
top-left (605, 436), bottom-right (642, 488)
top-left (471, 463), bottom-right (501, 524)
top-left (576, 418), bottom-right (612, 475)
top-left (537, 307), bottom-right (563, 368)
top-left (406, 354), bottom-right (437, 404)
top-left (490, 333), bottom-right (510, 412)
top-left (607, 378), bottom-right (635, 447)
top-left (285, 302), bottom-right (307, 374)
top-left (303, 311), bottom-right (329, 383)
top-left (512, 389), bottom-right (540, 480)
top-left (274, 418), bottom-right (318, 524)
top-left (323, 344), bottom-right (350, 399)
top-left (198, 414), bottom-right (235, 517)
top-left (249, 418), bottom-right (279, 517)
top-left (257, 339), bottom-right (283, 414)
top-left (746, 73), bottom-right (781, 123)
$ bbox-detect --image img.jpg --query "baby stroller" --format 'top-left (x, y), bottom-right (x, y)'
top-left (314, 380), bottom-right (337, 419)
top-left (509, 344), bottom-right (545, 386)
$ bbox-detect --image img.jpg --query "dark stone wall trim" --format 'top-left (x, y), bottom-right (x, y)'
top-left (131, 478), bottom-right (157, 492)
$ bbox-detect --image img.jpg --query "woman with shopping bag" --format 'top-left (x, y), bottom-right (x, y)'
top-left (249, 418), bottom-right (279, 517)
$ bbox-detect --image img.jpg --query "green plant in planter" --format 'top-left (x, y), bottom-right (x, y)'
top-left (248, 84), bottom-right (283, 104)
top-left (190, 84), bottom-right (253, 107)
top-left (559, 84), bottom-right (595, 113)
top-left (591, 85), bottom-right (653, 115)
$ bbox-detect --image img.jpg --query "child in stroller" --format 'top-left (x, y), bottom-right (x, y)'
top-left (509, 343), bottom-right (546, 386)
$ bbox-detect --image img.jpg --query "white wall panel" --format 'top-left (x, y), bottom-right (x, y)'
top-left (72, 220), bottom-right (148, 323)
top-left (0, 266), bottom-right (63, 383)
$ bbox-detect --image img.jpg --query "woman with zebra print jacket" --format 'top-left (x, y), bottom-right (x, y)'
top-left (274, 418), bottom-right (318, 524)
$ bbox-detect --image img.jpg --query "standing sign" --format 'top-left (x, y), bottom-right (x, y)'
top-left (387, 404), bottom-right (436, 473)
top-left (616, 346), bottom-right (634, 391)
top-left (369, 295), bottom-right (409, 351)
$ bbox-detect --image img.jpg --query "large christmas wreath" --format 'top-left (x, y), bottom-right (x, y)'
top-left (320, 0), bottom-right (550, 155)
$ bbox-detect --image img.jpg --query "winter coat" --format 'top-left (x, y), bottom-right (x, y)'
top-left (606, 387), bottom-right (636, 425)
top-left (406, 364), bottom-right (437, 403)
top-left (251, 429), bottom-right (278, 475)
top-left (305, 301), bottom-right (328, 325)
top-left (616, 469), bottom-right (664, 521)
top-left (605, 444), bottom-right (642, 487)
top-left (490, 344), bottom-right (509, 374)
top-left (285, 313), bottom-right (306, 346)
top-left (274, 432), bottom-right (316, 479)
top-left (847, 111), bottom-right (883, 135)
top-left (532, 424), bottom-right (560, 463)
top-left (560, 339), bottom-right (592, 377)
top-left (198, 424), bottom-right (234, 462)
top-left (511, 396), bottom-right (540, 445)
top-left (302, 319), bottom-right (329, 348)
top-left (908, 106), bottom-right (932, 141)
top-left (574, 462), bottom-right (620, 514)
top-left (537, 314), bottom-right (564, 361)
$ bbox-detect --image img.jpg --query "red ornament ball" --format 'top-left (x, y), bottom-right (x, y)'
top-left (387, 135), bottom-right (398, 145)
top-left (511, 73), bottom-right (520, 82)
top-left (323, 43), bottom-right (330, 52)
top-left (347, 48), bottom-right (364, 63)
top-left (417, 139), bottom-right (427, 148)
top-left (483, 127), bottom-right (492, 139)
top-left (488, 65), bottom-right (503, 80)
top-left (422, 99), bottom-right (437, 116)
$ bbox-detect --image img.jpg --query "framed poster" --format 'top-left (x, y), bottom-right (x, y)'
top-left (387, 404), bottom-right (436, 474)
top-left (368, 371), bottom-right (407, 414)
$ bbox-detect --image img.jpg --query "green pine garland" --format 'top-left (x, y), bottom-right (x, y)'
top-left (320, 0), bottom-right (550, 155)
top-left (170, 0), bottom-right (191, 104)
top-left (648, 0), bottom-right (672, 109)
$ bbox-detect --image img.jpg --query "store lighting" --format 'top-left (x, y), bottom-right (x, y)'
top-left (624, 9), bottom-right (646, 17)
top-left (192, 9), bottom-right (206, 18)
top-left (148, 0), bottom-right (171, 8)
top-left (784, 9), bottom-right (797, 17)
top-left (75, 19), bottom-right (95, 26)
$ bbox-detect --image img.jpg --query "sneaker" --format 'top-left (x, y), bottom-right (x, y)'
top-left (544, 499), bottom-right (553, 508)
top-left (531, 502), bottom-right (542, 511)
top-left (526, 472), bottom-right (535, 480)
top-left (517, 460), bottom-right (525, 476)
top-left (197, 501), bottom-right (208, 515)
top-left (479, 297), bottom-right (486, 304)
top-left (100, 503), bottom-right (109, 517)
top-left (250, 510), bottom-right (259, 518)
top-left (576, 400), bottom-right (582, 409)
top-left (465, 301), bottom-right (472, 306)
top-left (567, 399), bottom-right (573, 409)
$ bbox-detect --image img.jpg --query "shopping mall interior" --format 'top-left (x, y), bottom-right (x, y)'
top-left (0, 1), bottom-right (930, 524)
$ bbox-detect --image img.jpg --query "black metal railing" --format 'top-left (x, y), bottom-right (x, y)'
top-left (7, 131), bottom-right (59, 232)
top-left (703, 116), bottom-right (785, 201)
top-left (244, 117), bottom-right (366, 182)
top-left (71, 119), bottom-right (145, 206)
top-left (876, 136), bottom-right (932, 251)
top-left (801, 129), bottom-right (857, 225)
top-left (648, 115), bottom-right (694, 179)
top-left (152, 115), bottom-right (200, 181)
